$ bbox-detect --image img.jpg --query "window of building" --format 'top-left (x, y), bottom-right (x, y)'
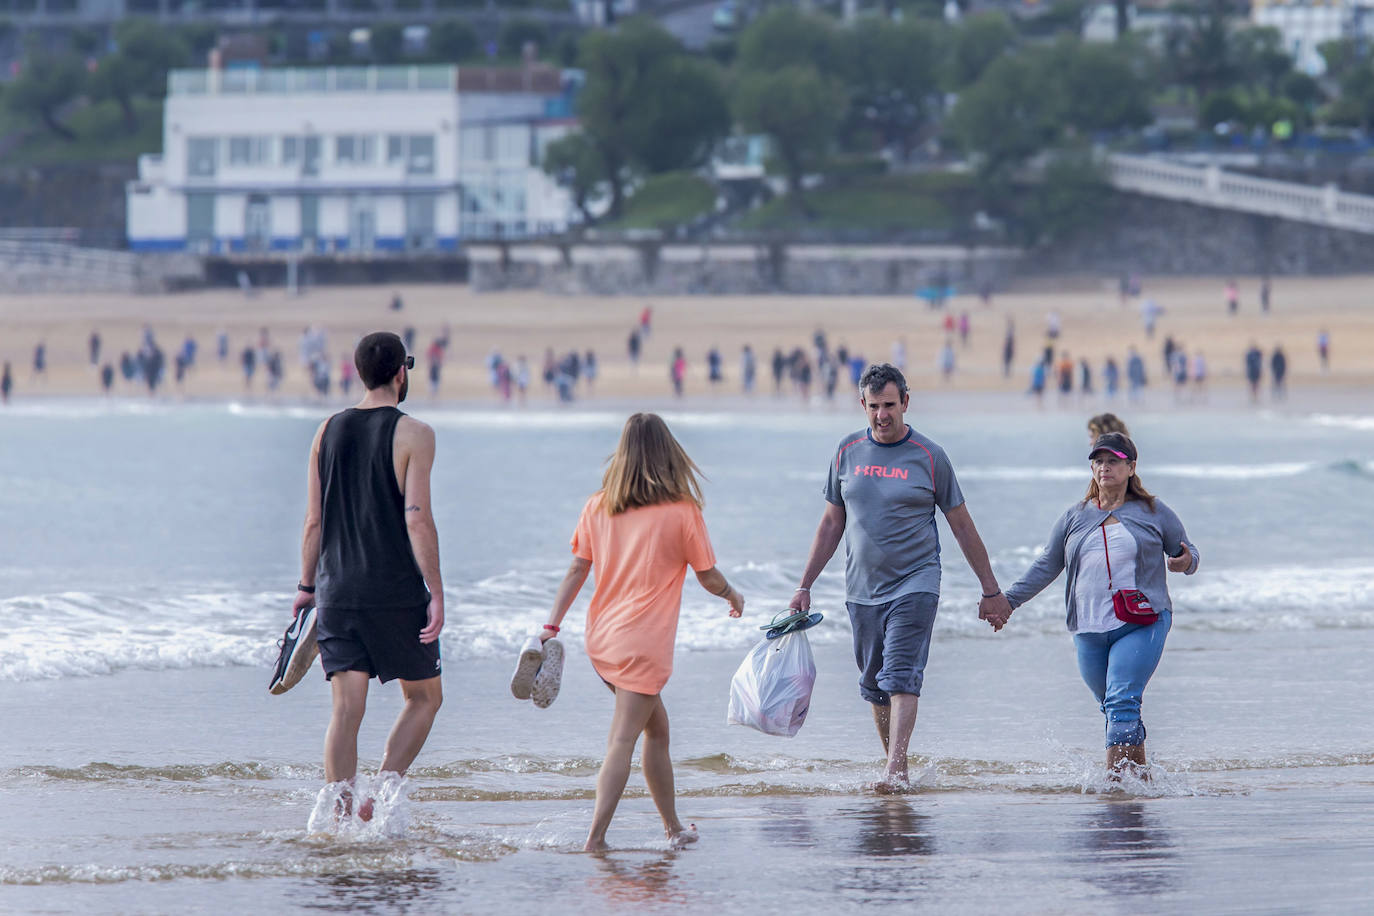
top-left (408, 135), bottom-right (435, 175)
top-left (228, 136), bottom-right (272, 166)
top-left (187, 137), bottom-right (217, 177)
top-left (335, 134), bottom-right (376, 165)
top-left (387, 135), bottom-right (406, 165)
top-left (282, 137), bottom-right (300, 166)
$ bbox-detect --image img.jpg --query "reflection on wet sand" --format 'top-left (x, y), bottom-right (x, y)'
top-left (591, 850), bottom-right (687, 907)
top-left (1070, 801), bottom-right (1178, 895)
top-left (306, 865), bottom-right (449, 913)
top-left (853, 799), bottom-right (935, 859)
top-left (754, 800), bottom-right (819, 849)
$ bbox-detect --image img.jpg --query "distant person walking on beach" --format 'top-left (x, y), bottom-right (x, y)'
top-left (1244, 343), bottom-right (1264, 403)
top-left (939, 340), bottom-right (956, 382)
top-left (1317, 330), bottom-right (1330, 372)
top-left (771, 348), bottom-right (785, 396)
top-left (1029, 359), bottom-right (1047, 406)
top-left (1225, 279), bottom-right (1239, 315)
top-left (1057, 352), bottom-right (1075, 402)
top-left (1270, 345), bottom-right (1288, 401)
top-left (670, 348), bottom-right (686, 398)
top-left (1260, 277), bottom-right (1271, 313)
top-left (741, 344), bottom-right (757, 394)
top-left (707, 346), bottom-right (723, 388)
top-left (627, 329), bottom-right (641, 374)
top-left (426, 338), bottom-right (445, 397)
top-left (1003, 432), bottom-right (1198, 778)
top-left (89, 331), bottom-right (101, 366)
top-left (1140, 299), bottom-right (1163, 339)
top-left (789, 364), bottom-right (1010, 791)
top-left (1127, 348), bottom-right (1146, 404)
top-left (1, 362), bottom-right (11, 404)
top-left (1103, 357), bottom-right (1120, 400)
top-left (958, 312), bottom-right (970, 348)
top-left (291, 332), bottom-right (444, 823)
top-left (1002, 320), bottom-right (1015, 378)
top-left (1191, 351), bottom-right (1208, 402)
top-left (541, 413), bottom-right (743, 851)
top-left (639, 305), bottom-right (653, 339)
top-left (1079, 358), bottom-right (1094, 398)
top-left (32, 342), bottom-right (46, 381)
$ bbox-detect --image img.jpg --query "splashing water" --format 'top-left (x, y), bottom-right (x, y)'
top-left (306, 772), bottom-right (411, 839)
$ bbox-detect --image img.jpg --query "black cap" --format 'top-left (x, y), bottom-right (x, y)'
top-left (1088, 432), bottom-right (1137, 461)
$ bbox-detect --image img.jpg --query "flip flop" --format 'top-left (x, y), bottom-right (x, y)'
top-left (510, 635), bottom-right (544, 700)
top-left (761, 609), bottom-right (823, 640)
top-left (531, 638), bottom-right (564, 709)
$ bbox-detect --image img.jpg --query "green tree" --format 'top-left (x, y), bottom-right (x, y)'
top-left (6, 52), bottom-right (88, 141)
top-left (574, 18), bottom-right (687, 218)
top-left (1049, 39), bottom-right (1152, 133)
top-left (736, 7), bottom-right (842, 76)
top-left (430, 20), bottom-right (479, 61)
top-left (733, 64), bottom-right (846, 214)
top-left (370, 23), bottom-right (404, 64)
top-left (625, 57), bottom-right (731, 174)
top-left (1318, 38), bottom-right (1361, 83)
top-left (1164, 0), bottom-right (1238, 102)
top-left (839, 17), bottom-right (943, 158)
top-left (947, 53), bottom-right (1058, 174)
top-left (1232, 27), bottom-right (1292, 96)
top-left (944, 12), bottom-right (1016, 90)
top-left (88, 19), bottom-right (190, 132)
top-left (1326, 65), bottom-right (1374, 130)
top-left (542, 132), bottom-right (607, 224)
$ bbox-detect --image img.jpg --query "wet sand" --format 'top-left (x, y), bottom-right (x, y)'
top-left (1, 275), bottom-right (1370, 405)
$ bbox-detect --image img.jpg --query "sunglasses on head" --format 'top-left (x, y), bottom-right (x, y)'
top-left (403, 355), bottom-right (415, 370)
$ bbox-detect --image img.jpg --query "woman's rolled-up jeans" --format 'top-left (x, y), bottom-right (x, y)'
top-left (1073, 609), bottom-right (1172, 747)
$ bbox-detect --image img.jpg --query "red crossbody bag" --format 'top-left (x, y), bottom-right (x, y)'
top-left (1101, 522), bottom-right (1159, 626)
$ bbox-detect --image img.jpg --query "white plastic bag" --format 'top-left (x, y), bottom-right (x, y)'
top-left (726, 630), bottom-right (816, 737)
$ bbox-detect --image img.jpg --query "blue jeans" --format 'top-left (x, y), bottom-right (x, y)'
top-left (1073, 610), bottom-right (1172, 747)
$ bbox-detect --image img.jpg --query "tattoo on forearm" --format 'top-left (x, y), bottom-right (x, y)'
top-left (713, 582), bottom-right (732, 598)
top-left (405, 505), bottom-right (421, 513)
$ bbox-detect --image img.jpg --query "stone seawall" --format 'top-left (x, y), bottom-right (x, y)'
top-left (1037, 192), bottom-right (1374, 275)
top-left (467, 243), bottom-right (1025, 295)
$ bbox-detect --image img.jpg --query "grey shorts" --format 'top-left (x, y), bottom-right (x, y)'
top-left (845, 591), bottom-right (939, 705)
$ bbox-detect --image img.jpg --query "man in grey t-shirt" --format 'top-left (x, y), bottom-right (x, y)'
top-left (790, 363), bottom-right (1011, 790)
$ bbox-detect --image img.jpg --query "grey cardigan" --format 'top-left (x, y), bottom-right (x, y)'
top-left (1004, 497), bottom-right (1199, 632)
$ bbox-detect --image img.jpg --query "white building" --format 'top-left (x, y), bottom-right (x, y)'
top-left (1252, 0), bottom-right (1374, 76)
top-left (126, 64), bottom-right (579, 255)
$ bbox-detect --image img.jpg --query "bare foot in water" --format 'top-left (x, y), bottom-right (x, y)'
top-left (668, 824), bottom-right (699, 848)
top-left (870, 773), bottom-right (912, 795)
top-left (358, 797), bottom-right (375, 822)
top-left (584, 838), bottom-right (610, 854)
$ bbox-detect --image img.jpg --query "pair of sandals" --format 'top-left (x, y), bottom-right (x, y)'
top-left (510, 636), bottom-right (563, 708)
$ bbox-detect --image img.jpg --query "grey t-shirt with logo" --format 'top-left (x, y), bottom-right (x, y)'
top-left (824, 425), bottom-right (965, 605)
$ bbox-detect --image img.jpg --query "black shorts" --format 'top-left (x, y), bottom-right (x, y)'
top-left (317, 604), bottom-right (441, 683)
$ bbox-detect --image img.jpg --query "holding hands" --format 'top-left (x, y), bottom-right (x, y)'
top-left (979, 589), bottom-right (1012, 632)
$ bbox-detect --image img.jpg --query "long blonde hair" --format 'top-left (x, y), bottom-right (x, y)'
top-left (601, 413), bottom-right (704, 515)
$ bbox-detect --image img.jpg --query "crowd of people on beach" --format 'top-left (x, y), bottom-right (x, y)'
top-left (0, 276), bottom-right (1343, 409)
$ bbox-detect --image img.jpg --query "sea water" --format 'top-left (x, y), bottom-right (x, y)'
top-left (1, 400), bottom-right (1372, 913)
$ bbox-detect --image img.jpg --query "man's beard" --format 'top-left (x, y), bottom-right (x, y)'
top-left (398, 374), bottom-right (408, 403)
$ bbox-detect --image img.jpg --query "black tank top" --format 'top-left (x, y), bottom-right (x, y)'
top-left (315, 406), bottom-right (430, 609)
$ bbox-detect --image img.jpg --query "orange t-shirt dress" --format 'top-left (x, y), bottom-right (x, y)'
top-left (570, 493), bottom-right (717, 695)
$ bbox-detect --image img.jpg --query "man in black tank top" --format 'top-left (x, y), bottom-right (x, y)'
top-left (290, 331), bottom-right (445, 822)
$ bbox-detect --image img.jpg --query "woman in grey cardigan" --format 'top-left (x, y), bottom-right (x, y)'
top-left (1003, 432), bottom-right (1199, 776)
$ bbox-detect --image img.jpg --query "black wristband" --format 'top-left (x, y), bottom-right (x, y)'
top-left (297, 583), bottom-right (316, 594)
top-left (981, 589), bottom-right (1001, 599)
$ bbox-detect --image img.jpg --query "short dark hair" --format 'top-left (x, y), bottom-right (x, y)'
top-left (859, 362), bottom-right (908, 398)
top-left (355, 332), bottom-right (407, 389)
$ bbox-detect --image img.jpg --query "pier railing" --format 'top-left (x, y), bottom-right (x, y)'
top-left (1107, 153), bottom-right (1374, 234)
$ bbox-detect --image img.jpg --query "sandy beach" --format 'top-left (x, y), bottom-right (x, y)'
top-left (1, 275), bottom-right (1370, 406)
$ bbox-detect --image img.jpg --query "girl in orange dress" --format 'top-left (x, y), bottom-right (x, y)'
top-left (543, 413), bottom-right (744, 852)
